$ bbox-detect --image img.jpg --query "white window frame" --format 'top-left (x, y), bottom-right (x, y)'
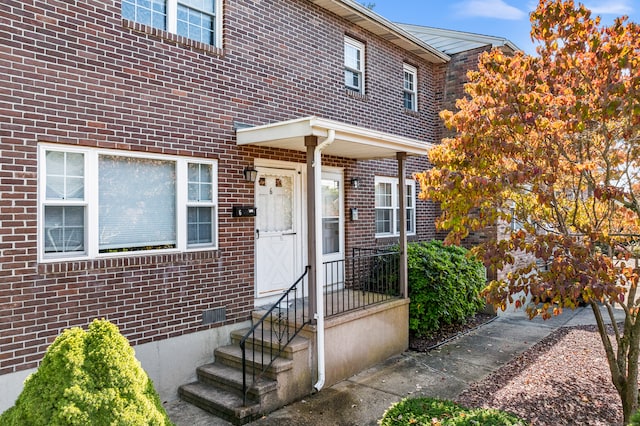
top-left (344, 36), bottom-right (365, 93)
top-left (38, 144), bottom-right (218, 262)
top-left (403, 63), bottom-right (418, 111)
top-left (123, 0), bottom-right (223, 47)
top-left (321, 169), bottom-right (344, 262)
top-left (186, 162), bottom-right (217, 248)
top-left (375, 176), bottom-right (416, 238)
top-left (41, 150), bottom-right (87, 256)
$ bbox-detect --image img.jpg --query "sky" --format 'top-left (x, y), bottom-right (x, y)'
top-left (368, 0), bottom-right (639, 55)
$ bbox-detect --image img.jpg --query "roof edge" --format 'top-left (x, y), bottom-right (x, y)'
top-left (399, 23), bottom-right (521, 54)
top-left (308, 0), bottom-right (450, 63)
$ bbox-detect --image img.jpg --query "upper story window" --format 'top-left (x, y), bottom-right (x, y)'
top-left (344, 36), bottom-right (365, 93)
top-left (122, 0), bottom-right (222, 46)
top-left (375, 177), bottom-right (416, 237)
top-left (39, 144), bottom-right (218, 261)
top-left (403, 64), bottom-right (418, 111)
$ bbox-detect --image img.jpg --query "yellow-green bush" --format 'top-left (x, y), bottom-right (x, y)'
top-left (0, 319), bottom-right (173, 426)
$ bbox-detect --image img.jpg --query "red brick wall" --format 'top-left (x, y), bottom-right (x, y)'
top-left (344, 156), bottom-right (442, 253)
top-left (439, 46), bottom-right (496, 245)
top-left (442, 46), bottom-right (492, 120)
top-left (0, 0), bottom-right (448, 376)
top-left (440, 45), bottom-right (524, 282)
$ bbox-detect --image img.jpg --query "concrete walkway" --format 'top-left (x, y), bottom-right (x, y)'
top-left (165, 306), bottom-right (623, 426)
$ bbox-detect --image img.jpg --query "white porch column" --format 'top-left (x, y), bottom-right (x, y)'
top-left (305, 136), bottom-right (318, 318)
top-left (308, 131), bottom-right (335, 392)
top-left (397, 152), bottom-right (408, 298)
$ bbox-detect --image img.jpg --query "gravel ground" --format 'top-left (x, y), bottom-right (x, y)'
top-left (455, 325), bottom-right (626, 425)
top-left (409, 313), bottom-right (496, 351)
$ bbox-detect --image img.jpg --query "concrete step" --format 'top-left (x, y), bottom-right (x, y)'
top-left (230, 327), bottom-right (309, 357)
top-left (214, 344), bottom-right (293, 380)
top-left (178, 315), bottom-right (313, 425)
top-left (251, 307), bottom-right (310, 329)
top-left (196, 362), bottom-right (278, 401)
top-left (179, 381), bottom-right (261, 426)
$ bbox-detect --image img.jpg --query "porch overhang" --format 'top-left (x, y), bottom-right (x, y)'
top-left (236, 116), bottom-right (432, 160)
top-left (239, 116), bottom-right (417, 390)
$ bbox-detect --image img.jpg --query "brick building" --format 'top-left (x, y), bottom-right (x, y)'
top-left (0, 0), bottom-right (516, 419)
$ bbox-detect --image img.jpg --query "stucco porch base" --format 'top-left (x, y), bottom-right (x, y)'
top-left (301, 297), bottom-right (410, 389)
top-left (0, 368), bottom-right (35, 414)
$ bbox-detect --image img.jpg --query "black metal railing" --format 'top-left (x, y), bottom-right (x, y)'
top-left (239, 265), bottom-right (311, 406)
top-left (238, 248), bottom-right (399, 404)
top-left (323, 247), bottom-right (400, 317)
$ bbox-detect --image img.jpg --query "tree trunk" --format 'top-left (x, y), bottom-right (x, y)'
top-left (621, 385), bottom-right (637, 425)
top-left (590, 302), bottom-right (638, 423)
top-left (622, 314), bottom-right (640, 424)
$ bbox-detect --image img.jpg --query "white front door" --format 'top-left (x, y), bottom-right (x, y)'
top-left (255, 167), bottom-right (301, 303)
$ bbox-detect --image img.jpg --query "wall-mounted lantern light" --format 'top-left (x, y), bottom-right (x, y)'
top-left (243, 166), bottom-right (258, 183)
top-left (350, 177), bottom-right (360, 189)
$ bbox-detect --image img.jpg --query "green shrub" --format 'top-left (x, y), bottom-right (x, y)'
top-left (629, 409), bottom-right (640, 425)
top-left (379, 397), bottom-right (462, 425)
top-left (407, 240), bottom-right (486, 337)
top-left (379, 397), bottom-right (526, 426)
top-left (0, 319), bottom-right (174, 426)
top-left (448, 407), bottom-right (527, 425)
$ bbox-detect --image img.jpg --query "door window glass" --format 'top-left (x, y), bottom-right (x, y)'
top-left (322, 178), bottom-right (340, 255)
top-left (256, 174), bottom-right (293, 233)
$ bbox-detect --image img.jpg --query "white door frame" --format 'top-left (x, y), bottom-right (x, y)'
top-left (320, 167), bottom-right (345, 264)
top-left (320, 168), bottom-right (345, 292)
top-left (253, 159), bottom-right (306, 306)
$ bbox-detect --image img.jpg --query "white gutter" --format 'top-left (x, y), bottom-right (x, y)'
top-left (328, 0), bottom-right (450, 63)
top-left (313, 129), bottom-right (335, 392)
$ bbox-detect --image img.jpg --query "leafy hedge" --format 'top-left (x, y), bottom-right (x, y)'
top-left (407, 240), bottom-right (486, 337)
top-left (0, 319), bottom-right (174, 426)
top-left (379, 397), bottom-right (526, 425)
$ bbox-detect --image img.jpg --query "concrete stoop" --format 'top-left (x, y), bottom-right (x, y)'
top-left (179, 318), bottom-right (311, 425)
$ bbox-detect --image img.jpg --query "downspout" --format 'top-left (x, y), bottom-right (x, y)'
top-left (313, 129), bottom-right (335, 392)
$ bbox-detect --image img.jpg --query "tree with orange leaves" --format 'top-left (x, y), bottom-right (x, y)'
top-left (417, 0), bottom-right (640, 421)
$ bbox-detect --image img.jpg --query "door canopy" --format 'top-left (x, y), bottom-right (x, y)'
top-left (236, 116), bottom-right (432, 160)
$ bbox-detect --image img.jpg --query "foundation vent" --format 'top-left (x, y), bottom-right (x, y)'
top-left (202, 307), bottom-right (226, 325)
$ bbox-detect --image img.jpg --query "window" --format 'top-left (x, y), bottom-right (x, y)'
top-left (122, 0), bottom-right (221, 46)
top-left (98, 155), bottom-right (177, 252)
top-left (375, 177), bottom-right (416, 237)
top-left (510, 217), bottom-right (525, 232)
top-left (43, 151), bottom-right (86, 254)
top-left (403, 64), bottom-right (417, 111)
top-left (509, 204), bottom-right (525, 233)
top-left (321, 171), bottom-right (343, 257)
top-left (39, 145), bottom-right (218, 260)
top-left (344, 36), bottom-right (365, 93)
top-left (187, 163), bottom-right (215, 246)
